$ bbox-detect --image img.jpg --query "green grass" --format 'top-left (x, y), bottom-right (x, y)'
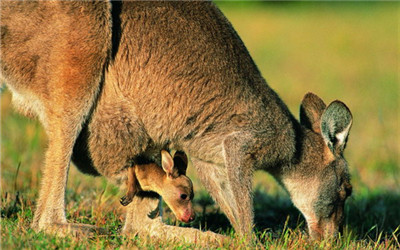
top-left (1, 2), bottom-right (399, 249)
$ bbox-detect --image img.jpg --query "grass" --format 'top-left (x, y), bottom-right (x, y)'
top-left (1, 2), bottom-right (399, 249)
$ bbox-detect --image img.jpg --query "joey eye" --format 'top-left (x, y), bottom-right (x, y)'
top-left (180, 194), bottom-right (188, 200)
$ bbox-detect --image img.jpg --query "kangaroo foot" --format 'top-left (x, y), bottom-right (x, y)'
top-left (120, 195), bottom-right (133, 206)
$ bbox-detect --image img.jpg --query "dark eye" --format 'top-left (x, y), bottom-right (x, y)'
top-left (345, 185), bottom-right (352, 197)
top-left (180, 194), bottom-right (188, 200)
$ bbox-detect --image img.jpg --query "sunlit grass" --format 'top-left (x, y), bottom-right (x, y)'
top-left (1, 2), bottom-right (399, 248)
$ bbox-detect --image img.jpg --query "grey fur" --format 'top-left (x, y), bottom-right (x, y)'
top-left (321, 101), bottom-right (353, 154)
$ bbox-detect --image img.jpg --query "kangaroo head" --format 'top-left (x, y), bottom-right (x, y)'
top-left (283, 93), bottom-right (353, 239)
top-left (160, 150), bottom-right (195, 223)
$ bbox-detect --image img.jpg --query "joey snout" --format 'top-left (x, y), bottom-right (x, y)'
top-left (163, 189), bottom-right (196, 223)
top-left (177, 204), bottom-right (196, 223)
top-left (167, 194), bottom-right (196, 223)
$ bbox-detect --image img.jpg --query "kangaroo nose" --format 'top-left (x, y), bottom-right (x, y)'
top-left (309, 218), bottom-right (340, 240)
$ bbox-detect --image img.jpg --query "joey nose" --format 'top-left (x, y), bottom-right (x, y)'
top-left (180, 209), bottom-right (196, 223)
top-left (182, 215), bottom-right (194, 223)
top-left (188, 212), bottom-right (195, 222)
top-left (187, 213), bottom-right (196, 223)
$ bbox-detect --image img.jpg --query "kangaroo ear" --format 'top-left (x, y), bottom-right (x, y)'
top-left (173, 151), bottom-right (188, 176)
top-left (300, 93), bottom-right (327, 133)
top-left (161, 150), bottom-right (178, 178)
top-left (320, 101), bottom-right (353, 154)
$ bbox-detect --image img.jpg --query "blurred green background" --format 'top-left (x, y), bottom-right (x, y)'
top-left (1, 1), bottom-right (399, 245)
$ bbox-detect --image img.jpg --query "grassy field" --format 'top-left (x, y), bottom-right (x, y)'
top-left (1, 2), bottom-right (399, 249)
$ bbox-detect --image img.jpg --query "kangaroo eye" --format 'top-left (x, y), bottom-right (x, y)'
top-left (345, 185), bottom-right (352, 197)
top-left (180, 194), bottom-right (188, 200)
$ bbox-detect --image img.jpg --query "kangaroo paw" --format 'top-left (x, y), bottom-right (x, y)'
top-left (120, 195), bottom-right (133, 206)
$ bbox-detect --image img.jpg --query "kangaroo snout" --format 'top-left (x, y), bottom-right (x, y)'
top-left (309, 218), bottom-right (341, 240)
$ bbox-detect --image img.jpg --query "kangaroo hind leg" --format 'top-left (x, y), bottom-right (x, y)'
top-left (20, 1), bottom-right (113, 236)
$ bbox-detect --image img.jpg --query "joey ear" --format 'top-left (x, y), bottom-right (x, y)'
top-left (161, 150), bottom-right (178, 178)
top-left (173, 151), bottom-right (188, 175)
top-left (320, 101), bottom-right (353, 154)
top-left (300, 93), bottom-right (327, 133)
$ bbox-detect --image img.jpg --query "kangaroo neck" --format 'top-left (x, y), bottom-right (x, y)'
top-left (270, 123), bottom-right (329, 191)
top-left (134, 164), bottom-right (165, 193)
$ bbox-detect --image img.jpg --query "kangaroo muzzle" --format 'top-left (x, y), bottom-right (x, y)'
top-left (308, 217), bottom-right (342, 240)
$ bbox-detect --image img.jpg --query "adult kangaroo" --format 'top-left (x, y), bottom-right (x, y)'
top-left (1, 1), bottom-right (353, 241)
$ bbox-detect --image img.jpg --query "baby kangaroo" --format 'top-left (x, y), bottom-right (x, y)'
top-left (120, 150), bottom-right (195, 223)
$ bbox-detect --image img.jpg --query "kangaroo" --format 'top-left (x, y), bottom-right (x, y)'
top-left (120, 150), bottom-right (195, 223)
top-left (1, 1), bottom-right (353, 241)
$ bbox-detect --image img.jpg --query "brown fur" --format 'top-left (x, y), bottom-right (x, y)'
top-left (1, 1), bottom-right (353, 241)
top-left (121, 166), bottom-right (138, 206)
top-left (1, 0), bottom-right (112, 235)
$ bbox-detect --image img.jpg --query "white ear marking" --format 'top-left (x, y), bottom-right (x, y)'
top-left (336, 121), bottom-right (352, 145)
